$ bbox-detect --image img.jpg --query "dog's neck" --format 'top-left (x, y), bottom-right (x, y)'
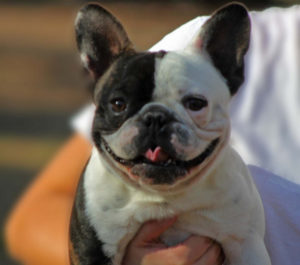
top-left (84, 144), bottom-right (240, 201)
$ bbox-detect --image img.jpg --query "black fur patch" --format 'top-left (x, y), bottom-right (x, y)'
top-left (93, 51), bottom-right (166, 136)
top-left (70, 167), bottom-right (111, 265)
top-left (199, 3), bottom-right (250, 95)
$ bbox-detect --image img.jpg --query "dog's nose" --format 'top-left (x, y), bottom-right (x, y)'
top-left (140, 105), bottom-right (175, 132)
top-left (143, 111), bottom-right (168, 129)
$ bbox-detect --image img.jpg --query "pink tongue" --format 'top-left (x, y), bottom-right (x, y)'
top-left (145, 146), bottom-right (169, 162)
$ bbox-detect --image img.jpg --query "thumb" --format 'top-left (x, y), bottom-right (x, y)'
top-left (135, 217), bottom-right (177, 243)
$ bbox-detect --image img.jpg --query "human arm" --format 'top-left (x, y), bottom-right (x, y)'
top-left (5, 133), bottom-right (92, 265)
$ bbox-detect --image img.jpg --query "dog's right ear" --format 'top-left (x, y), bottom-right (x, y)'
top-left (75, 3), bottom-right (134, 80)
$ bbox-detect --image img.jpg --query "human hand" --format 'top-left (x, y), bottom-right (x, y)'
top-left (122, 218), bottom-right (224, 265)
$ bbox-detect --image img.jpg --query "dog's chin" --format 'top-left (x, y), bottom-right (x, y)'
top-left (99, 136), bottom-right (222, 188)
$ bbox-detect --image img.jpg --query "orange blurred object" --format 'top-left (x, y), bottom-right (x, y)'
top-left (5, 133), bottom-right (91, 265)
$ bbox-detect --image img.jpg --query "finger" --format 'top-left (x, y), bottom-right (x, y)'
top-left (135, 217), bottom-right (177, 244)
top-left (194, 242), bottom-right (224, 265)
top-left (160, 236), bottom-right (213, 264)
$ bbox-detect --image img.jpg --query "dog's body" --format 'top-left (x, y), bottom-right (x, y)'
top-left (70, 3), bottom-right (271, 265)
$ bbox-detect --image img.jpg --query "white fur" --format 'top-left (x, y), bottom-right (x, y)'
top-left (80, 53), bottom-right (89, 70)
top-left (84, 146), bottom-right (270, 265)
top-left (153, 51), bottom-right (231, 160)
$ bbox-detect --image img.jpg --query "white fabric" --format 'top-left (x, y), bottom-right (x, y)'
top-left (250, 165), bottom-right (300, 265)
top-left (72, 6), bottom-right (300, 264)
top-left (231, 7), bottom-right (300, 185)
top-left (72, 104), bottom-right (95, 141)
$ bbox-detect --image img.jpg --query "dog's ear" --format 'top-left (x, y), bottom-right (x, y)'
top-left (194, 3), bottom-right (250, 95)
top-left (75, 3), bottom-right (134, 80)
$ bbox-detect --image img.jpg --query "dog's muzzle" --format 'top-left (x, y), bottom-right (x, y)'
top-left (93, 107), bottom-right (220, 185)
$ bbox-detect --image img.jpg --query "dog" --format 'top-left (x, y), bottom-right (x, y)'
top-left (69, 2), bottom-right (271, 265)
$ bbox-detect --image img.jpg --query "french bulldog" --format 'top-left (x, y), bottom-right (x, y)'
top-left (69, 2), bottom-right (271, 265)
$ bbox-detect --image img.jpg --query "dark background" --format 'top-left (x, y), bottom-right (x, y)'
top-left (0, 0), bottom-right (297, 264)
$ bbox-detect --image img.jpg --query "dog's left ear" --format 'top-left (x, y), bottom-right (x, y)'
top-left (194, 3), bottom-right (250, 95)
top-left (75, 3), bottom-right (134, 80)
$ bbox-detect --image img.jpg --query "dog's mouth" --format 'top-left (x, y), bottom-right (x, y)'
top-left (101, 137), bottom-right (219, 168)
top-left (98, 135), bottom-right (220, 185)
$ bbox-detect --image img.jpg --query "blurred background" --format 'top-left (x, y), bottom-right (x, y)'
top-left (0, 0), bottom-right (298, 264)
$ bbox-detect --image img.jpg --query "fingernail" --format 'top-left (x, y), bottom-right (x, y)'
top-left (161, 216), bottom-right (177, 224)
top-left (204, 237), bottom-right (213, 245)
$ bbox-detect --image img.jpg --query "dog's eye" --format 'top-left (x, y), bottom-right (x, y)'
top-left (110, 98), bottom-right (127, 113)
top-left (183, 97), bottom-right (208, 111)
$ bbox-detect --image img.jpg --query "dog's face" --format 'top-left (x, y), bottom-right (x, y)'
top-left (75, 3), bottom-right (250, 191)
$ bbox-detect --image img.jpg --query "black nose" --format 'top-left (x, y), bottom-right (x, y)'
top-left (143, 111), bottom-right (167, 128)
top-left (139, 107), bottom-right (176, 152)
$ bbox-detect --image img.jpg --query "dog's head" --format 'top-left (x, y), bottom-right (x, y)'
top-left (75, 3), bottom-right (250, 192)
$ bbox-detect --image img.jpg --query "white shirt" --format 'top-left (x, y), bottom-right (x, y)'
top-left (72, 6), bottom-right (300, 265)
